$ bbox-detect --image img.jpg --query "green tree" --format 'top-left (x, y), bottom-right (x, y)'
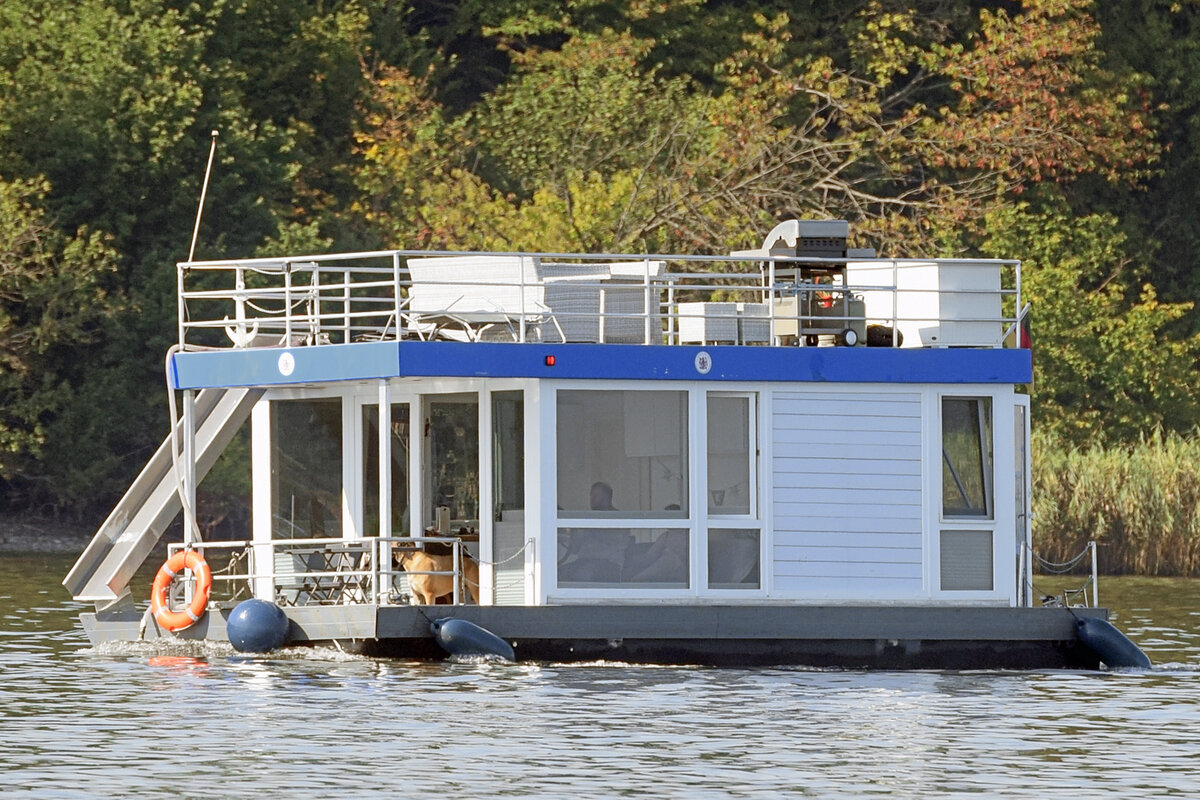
top-left (353, 1), bottom-right (1159, 255)
top-left (0, 0), bottom-right (384, 510)
top-left (2, 2), bottom-right (507, 507)
top-left (981, 203), bottom-right (1200, 443)
top-left (0, 179), bottom-right (117, 496)
top-left (1088, 0), bottom-right (1200, 314)
top-left (0, 0), bottom-right (1189, 513)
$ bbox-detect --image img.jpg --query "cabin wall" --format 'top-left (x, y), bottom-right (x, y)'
top-left (247, 372), bottom-right (1019, 609)
top-left (765, 383), bottom-right (1018, 605)
top-left (770, 390), bottom-right (924, 599)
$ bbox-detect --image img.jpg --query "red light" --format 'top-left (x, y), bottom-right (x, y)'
top-left (544, 355), bottom-right (556, 366)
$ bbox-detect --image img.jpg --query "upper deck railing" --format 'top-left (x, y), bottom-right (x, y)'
top-left (177, 249), bottom-right (1024, 351)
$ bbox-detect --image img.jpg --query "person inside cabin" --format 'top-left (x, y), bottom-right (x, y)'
top-left (558, 481), bottom-right (632, 584)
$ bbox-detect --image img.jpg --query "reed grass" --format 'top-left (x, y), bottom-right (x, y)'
top-left (1033, 429), bottom-right (1200, 575)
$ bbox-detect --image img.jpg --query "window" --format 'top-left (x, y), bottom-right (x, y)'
top-left (491, 391), bottom-right (525, 522)
top-left (492, 391), bottom-right (526, 605)
top-left (427, 398), bottom-right (479, 529)
top-left (362, 403), bottom-right (410, 536)
top-left (707, 394), bottom-right (753, 516)
top-left (941, 397), bottom-right (993, 518)
top-left (272, 399), bottom-right (342, 538)
top-left (557, 527), bottom-right (688, 588)
top-left (708, 529), bottom-right (760, 589)
top-left (556, 390), bottom-right (688, 517)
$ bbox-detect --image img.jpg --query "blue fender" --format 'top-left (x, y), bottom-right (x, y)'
top-left (227, 599), bottom-right (291, 653)
top-left (1075, 616), bottom-right (1151, 669)
top-left (431, 618), bottom-right (515, 662)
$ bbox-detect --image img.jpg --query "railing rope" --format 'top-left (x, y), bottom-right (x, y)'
top-left (1028, 540), bottom-right (1100, 608)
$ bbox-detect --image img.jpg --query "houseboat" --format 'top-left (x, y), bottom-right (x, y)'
top-left (64, 219), bottom-right (1139, 668)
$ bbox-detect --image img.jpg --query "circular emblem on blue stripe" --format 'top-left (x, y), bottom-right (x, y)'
top-left (278, 351), bottom-right (295, 377)
top-left (694, 351), bottom-right (712, 375)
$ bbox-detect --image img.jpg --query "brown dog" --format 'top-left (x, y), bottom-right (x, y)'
top-left (394, 547), bottom-right (480, 605)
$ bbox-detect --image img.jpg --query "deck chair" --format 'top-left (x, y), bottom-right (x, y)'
top-left (273, 549), bottom-right (325, 606)
top-left (406, 256), bottom-right (561, 342)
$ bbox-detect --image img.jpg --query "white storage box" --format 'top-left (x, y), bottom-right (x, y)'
top-left (846, 260), bottom-right (1002, 347)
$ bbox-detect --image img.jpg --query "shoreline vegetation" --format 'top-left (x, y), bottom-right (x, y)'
top-left (0, 517), bottom-right (93, 554)
top-left (1033, 430), bottom-right (1200, 577)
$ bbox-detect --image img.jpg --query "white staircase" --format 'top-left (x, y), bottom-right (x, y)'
top-left (63, 387), bottom-right (263, 606)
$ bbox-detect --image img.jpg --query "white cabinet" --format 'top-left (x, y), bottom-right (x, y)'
top-left (846, 260), bottom-right (1002, 347)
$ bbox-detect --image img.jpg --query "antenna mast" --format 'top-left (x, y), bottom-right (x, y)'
top-left (187, 129), bottom-right (220, 263)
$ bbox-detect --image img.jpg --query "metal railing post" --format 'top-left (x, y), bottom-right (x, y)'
top-left (599, 287), bottom-right (607, 343)
top-left (308, 267), bottom-right (320, 344)
top-left (519, 258), bottom-right (527, 343)
top-left (453, 540), bottom-right (461, 605)
top-left (767, 258), bottom-right (776, 344)
top-left (666, 282), bottom-right (675, 344)
top-left (1090, 540), bottom-right (1099, 607)
top-left (643, 257), bottom-right (653, 345)
top-left (177, 265), bottom-right (186, 348)
top-left (376, 379), bottom-right (391, 602)
top-left (343, 268), bottom-right (351, 343)
top-left (1017, 541), bottom-right (1027, 607)
top-left (283, 261), bottom-right (293, 345)
top-left (892, 259), bottom-right (899, 347)
top-left (1013, 261), bottom-right (1021, 349)
top-left (393, 252), bottom-right (403, 341)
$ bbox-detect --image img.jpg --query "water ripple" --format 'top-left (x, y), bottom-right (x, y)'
top-left (2, 556), bottom-right (1199, 798)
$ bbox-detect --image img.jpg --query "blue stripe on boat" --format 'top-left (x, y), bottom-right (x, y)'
top-left (171, 341), bottom-right (1032, 389)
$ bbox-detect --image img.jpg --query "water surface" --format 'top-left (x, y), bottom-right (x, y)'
top-left (2, 553), bottom-right (1198, 798)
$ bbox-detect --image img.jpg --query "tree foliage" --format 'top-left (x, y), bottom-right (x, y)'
top-left (353, 0), bottom-right (1161, 255)
top-left (0, 179), bottom-right (117, 484)
top-left (0, 0), bottom-right (1196, 513)
top-left (981, 204), bottom-right (1200, 443)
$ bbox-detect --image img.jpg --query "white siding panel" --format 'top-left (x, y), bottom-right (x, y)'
top-left (774, 545), bottom-right (923, 565)
top-left (771, 390), bottom-right (925, 599)
top-left (775, 457), bottom-right (919, 477)
top-left (775, 428), bottom-right (920, 448)
top-left (773, 514), bottom-right (922, 533)
top-left (775, 560), bottom-right (923, 580)
top-left (776, 443), bottom-right (921, 464)
top-left (774, 392), bottom-right (919, 409)
top-left (774, 413), bottom-right (922, 433)
top-left (774, 575), bottom-right (920, 596)
top-left (773, 471), bottom-right (923, 492)
top-left (774, 486), bottom-right (921, 507)
top-left (778, 530), bottom-right (925, 549)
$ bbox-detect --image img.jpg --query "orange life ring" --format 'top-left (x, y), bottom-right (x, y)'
top-left (150, 550), bottom-right (212, 632)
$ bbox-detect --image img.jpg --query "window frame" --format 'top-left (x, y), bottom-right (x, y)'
top-left (554, 388), bottom-right (691, 520)
top-left (939, 395), bottom-right (995, 521)
top-left (705, 391), bottom-right (759, 522)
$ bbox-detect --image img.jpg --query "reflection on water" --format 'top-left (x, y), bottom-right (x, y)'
top-left (2, 553), bottom-right (1199, 798)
